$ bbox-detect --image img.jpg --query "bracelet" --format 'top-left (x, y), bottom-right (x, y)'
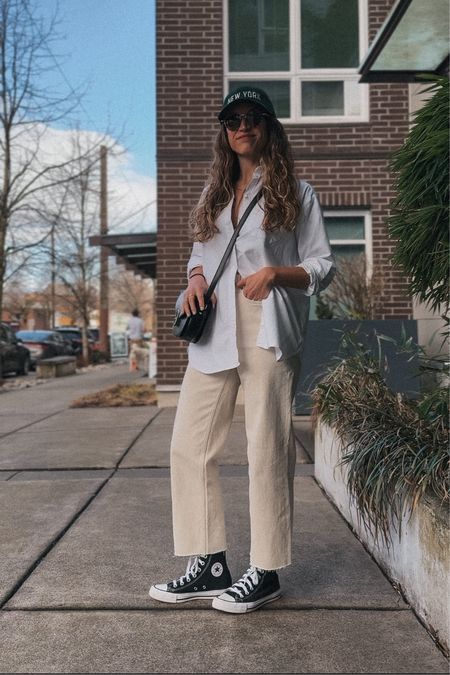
top-left (189, 273), bottom-right (206, 281)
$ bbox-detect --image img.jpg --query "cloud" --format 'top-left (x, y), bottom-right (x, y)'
top-left (108, 158), bottom-right (157, 234)
top-left (8, 123), bottom-right (157, 233)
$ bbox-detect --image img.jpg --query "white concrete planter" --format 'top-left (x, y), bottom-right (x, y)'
top-left (315, 419), bottom-right (450, 653)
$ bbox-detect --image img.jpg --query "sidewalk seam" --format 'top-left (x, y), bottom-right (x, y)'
top-left (0, 475), bottom-right (111, 610)
top-left (0, 409), bottom-right (65, 439)
top-left (0, 408), bottom-right (163, 610)
top-left (114, 408), bottom-right (163, 469)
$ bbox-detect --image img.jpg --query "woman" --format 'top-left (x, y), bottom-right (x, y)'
top-left (150, 86), bottom-right (335, 614)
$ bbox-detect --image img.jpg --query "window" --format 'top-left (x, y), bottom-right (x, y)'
top-left (300, 0), bottom-right (359, 68)
top-left (2, 325), bottom-right (14, 343)
top-left (310, 211), bottom-right (372, 319)
top-left (229, 0), bottom-right (289, 71)
top-left (225, 0), bottom-right (369, 122)
top-left (228, 79), bottom-right (291, 117)
top-left (325, 213), bottom-right (369, 261)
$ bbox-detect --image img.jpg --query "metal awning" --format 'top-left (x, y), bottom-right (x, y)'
top-left (359, 0), bottom-right (449, 82)
top-left (89, 232), bottom-right (156, 278)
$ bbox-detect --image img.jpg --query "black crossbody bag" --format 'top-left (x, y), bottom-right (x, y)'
top-left (172, 189), bottom-right (263, 343)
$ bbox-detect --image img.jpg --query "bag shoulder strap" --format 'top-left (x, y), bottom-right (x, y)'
top-left (204, 188), bottom-right (263, 301)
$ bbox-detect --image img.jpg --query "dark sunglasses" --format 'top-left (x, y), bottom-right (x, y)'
top-left (221, 111), bottom-right (269, 132)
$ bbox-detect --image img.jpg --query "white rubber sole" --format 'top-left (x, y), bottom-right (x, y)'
top-left (212, 590), bottom-right (282, 614)
top-left (149, 585), bottom-right (226, 604)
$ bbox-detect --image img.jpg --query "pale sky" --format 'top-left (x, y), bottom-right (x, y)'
top-left (37, 0), bottom-right (156, 179)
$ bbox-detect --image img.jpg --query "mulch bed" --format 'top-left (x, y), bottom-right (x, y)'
top-left (71, 383), bottom-right (157, 408)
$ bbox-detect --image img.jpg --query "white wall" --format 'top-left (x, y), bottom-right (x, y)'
top-left (315, 420), bottom-right (450, 653)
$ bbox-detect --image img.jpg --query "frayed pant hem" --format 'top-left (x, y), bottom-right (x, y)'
top-left (250, 559), bottom-right (292, 571)
top-left (173, 546), bottom-right (227, 557)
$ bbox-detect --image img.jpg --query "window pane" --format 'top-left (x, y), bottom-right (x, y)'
top-left (229, 80), bottom-right (290, 117)
top-left (325, 216), bottom-right (365, 240)
top-left (332, 244), bottom-right (365, 261)
top-left (301, 0), bottom-right (359, 68)
top-left (229, 0), bottom-right (289, 71)
top-left (302, 81), bottom-right (344, 116)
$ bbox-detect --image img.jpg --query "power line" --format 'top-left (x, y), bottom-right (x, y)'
top-left (111, 199), bottom-right (157, 231)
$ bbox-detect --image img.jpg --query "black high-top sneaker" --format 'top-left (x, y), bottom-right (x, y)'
top-left (212, 565), bottom-right (281, 613)
top-left (149, 551), bottom-right (232, 604)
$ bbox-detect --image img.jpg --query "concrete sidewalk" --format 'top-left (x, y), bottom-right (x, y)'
top-left (0, 364), bottom-right (447, 673)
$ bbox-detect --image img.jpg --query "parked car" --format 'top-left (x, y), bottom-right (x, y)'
top-left (0, 323), bottom-right (31, 377)
top-left (55, 327), bottom-right (95, 355)
top-left (87, 328), bottom-right (102, 351)
top-left (15, 330), bottom-right (72, 368)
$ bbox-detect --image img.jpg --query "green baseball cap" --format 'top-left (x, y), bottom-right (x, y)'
top-left (218, 86), bottom-right (276, 120)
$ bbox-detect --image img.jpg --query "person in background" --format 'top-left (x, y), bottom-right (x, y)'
top-left (127, 308), bottom-right (145, 346)
top-left (127, 308), bottom-right (145, 370)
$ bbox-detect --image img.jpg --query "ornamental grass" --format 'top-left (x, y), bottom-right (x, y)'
top-left (312, 330), bottom-right (449, 546)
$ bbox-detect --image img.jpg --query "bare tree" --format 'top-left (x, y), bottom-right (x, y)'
top-left (110, 267), bottom-right (154, 330)
top-left (35, 133), bottom-right (113, 363)
top-left (3, 274), bottom-right (35, 323)
top-left (0, 0), bottom-right (94, 313)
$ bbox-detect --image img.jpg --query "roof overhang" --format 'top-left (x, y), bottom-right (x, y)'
top-left (89, 232), bottom-right (156, 279)
top-left (359, 0), bottom-right (449, 82)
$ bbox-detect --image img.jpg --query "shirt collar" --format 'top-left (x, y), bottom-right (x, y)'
top-left (247, 165), bottom-right (262, 188)
top-left (253, 165), bottom-right (262, 180)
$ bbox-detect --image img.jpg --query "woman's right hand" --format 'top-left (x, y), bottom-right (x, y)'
top-left (183, 274), bottom-right (217, 316)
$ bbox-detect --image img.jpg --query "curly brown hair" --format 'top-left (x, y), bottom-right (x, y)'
top-left (189, 117), bottom-right (303, 241)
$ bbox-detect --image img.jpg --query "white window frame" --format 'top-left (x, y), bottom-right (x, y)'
top-left (324, 209), bottom-right (373, 278)
top-left (224, 0), bottom-right (369, 123)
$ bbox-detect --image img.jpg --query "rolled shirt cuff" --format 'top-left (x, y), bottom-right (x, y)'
top-left (297, 259), bottom-right (336, 296)
top-left (297, 262), bottom-right (317, 296)
top-left (187, 261), bottom-right (203, 280)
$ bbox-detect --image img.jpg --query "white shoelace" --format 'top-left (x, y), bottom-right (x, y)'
top-left (228, 566), bottom-right (262, 599)
top-left (172, 556), bottom-right (207, 588)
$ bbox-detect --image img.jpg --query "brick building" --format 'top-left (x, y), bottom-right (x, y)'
top-left (156, 0), bottom-right (416, 395)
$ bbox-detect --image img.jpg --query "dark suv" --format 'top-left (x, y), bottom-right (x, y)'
top-left (0, 323), bottom-right (31, 377)
top-left (15, 330), bottom-right (72, 368)
top-left (55, 327), bottom-right (95, 355)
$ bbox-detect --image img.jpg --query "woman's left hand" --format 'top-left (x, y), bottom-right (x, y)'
top-left (236, 267), bottom-right (276, 300)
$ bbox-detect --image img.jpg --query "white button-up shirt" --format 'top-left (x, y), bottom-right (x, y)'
top-left (185, 168), bottom-right (336, 374)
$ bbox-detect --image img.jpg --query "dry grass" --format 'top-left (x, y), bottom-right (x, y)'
top-left (71, 383), bottom-right (157, 408)
top-left (317, 253), bottom-right (385, 320)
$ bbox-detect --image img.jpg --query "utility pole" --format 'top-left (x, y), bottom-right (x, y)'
top-left (50, 222), bottom-right (56, 329)
top-left (99, 145), bottom-right (109, 354)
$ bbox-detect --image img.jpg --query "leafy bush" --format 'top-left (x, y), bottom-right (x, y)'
top-left (312, 329), bottom-right (449, 545)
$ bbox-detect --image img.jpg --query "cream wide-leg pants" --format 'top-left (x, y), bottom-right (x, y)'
top-left (170, 287), bottom-right (301, 570)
